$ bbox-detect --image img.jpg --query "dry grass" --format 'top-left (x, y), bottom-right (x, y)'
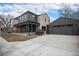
top-left (0, 32), bottom-right (37, 42)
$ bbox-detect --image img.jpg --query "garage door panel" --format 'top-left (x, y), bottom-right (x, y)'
top-left (52, 26), bottom-right (73, 35)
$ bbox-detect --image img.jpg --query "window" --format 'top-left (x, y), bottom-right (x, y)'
top-left (19, 17), bottom-right (21, 21)
top-left (45, 18), bottom-right (46, 22)
top-left (42, 26), bottom-right (46, 31)
top-left (21, 16), bottom-right (23, 20)
top-left (22, 16), bottom-right (24, 20)
top-left (20, 17), bottom-right (22, 20)
top-left (32, 15), bottom-right (35, 18)
top-left (24, 15), bottom-right (27, 19)
top-left (24, 14), bottom-right (27, 19)
top-left (52, 24), bottom-right (73, 28)
top-left (18, 18), bottom-right (20, 22)
top-left (21, 16), bottom-right (23, 21)
top-left (48, 19), bottom-right (50, 22)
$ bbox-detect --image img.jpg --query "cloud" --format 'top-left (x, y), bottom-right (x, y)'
top-left (0, 3), bottom-right (78, 21)
top-left (0, 3), bottom-right (62, 17)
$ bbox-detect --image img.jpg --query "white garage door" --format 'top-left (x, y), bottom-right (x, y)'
top-left (52, 26), bottom-right (73, 35)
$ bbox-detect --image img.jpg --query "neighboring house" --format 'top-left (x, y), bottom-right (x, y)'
top-left (13, 11), bottom-right (50, 33)
top-left (47, 17), bottom-right (79, 35)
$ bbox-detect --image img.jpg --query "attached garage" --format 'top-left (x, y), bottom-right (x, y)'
top-left (52, 24), bottom-right (73, 35)
top-left (47, 17), bottom-right (79, 35)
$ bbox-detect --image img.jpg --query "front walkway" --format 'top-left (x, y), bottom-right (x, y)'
top-left (0, 35), bottom-right (79, 56)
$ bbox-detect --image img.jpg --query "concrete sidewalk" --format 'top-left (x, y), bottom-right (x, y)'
top-left (0, 35), bottom-right (79, 56)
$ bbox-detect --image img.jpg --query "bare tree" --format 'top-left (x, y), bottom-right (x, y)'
top-left (0, 14), bottom-right (13, 32)
top-left (74, 4), bottom-right (79, 20)
top-left (68, 4), bottom-right (79, 20)
top-left (0, 20), bottom-right (3, 32)
top-left (59, 4), bottom-right (72, 18)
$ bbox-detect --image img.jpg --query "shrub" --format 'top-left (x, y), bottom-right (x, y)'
top-left (36, 29), bottom-right (44, 35)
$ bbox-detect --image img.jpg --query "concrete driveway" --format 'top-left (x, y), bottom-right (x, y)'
top-left (0, 35), bottom-right (79, 56)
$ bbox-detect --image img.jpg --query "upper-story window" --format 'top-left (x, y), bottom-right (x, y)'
top-left (24, 15), bottom-right (26, 19)
top-left (17, 18), bottom-right (20, 22)
top-left (19, 17), bottom-right (20, 21)
top-left (22, 16), bottom-right (24, 20)
top-left (21, 17), bottom-right (22, 20)
top-left (20, 17), bottom-right (21, 21)
top-left (24, 14), bottom-right (27, 20)
top-left (48, 19), bottom-right (50, 22)
top-left (45, 18), bottom-right (46, 22)
top-left (32, 15), bottom-right (35, 18)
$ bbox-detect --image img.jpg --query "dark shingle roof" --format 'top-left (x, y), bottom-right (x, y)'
top-left (14, 11), bottom-right (37, 19)
top-left (49, 17), bottom-right (79, 25)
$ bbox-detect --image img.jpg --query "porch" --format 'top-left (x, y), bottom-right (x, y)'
top-left (14, 21), bottom-right (40, 33)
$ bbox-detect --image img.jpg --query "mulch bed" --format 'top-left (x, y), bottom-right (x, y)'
top-left (0, 32), bottom-right (37, 42)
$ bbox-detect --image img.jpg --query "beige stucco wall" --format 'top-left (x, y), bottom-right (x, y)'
top-left (37, 13), bottom-right (50, 30)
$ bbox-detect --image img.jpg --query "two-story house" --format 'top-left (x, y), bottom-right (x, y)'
top-left (12, 11), bottom-right (50, 33)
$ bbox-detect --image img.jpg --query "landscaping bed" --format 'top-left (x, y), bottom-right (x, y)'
top-left (0, 32), bottom-right (37, 42)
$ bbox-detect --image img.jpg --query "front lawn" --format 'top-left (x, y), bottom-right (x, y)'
top-left (0, 32), bottom-right (37, 42)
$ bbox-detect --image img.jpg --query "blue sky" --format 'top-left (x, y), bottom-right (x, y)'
top-left (0, 3), bottom-right (76, 22)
